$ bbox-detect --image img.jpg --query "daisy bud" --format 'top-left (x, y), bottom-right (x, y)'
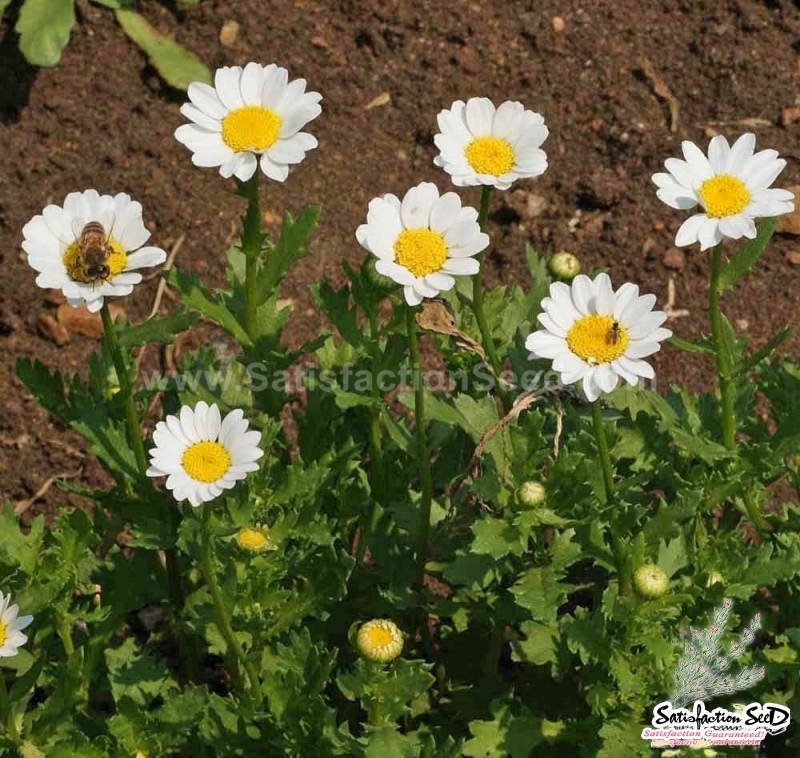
top-left (356, 619), bottom-right (403, 663)
top-left (235, 525), bottom-right (277, 554)
top-left (633, 564), bottom-right (669, 599)
top-left (516, 480), bottom-right (546, 508)
top-left (548, 251), bottom-right (581, 281)
top-left (706, 570), bottom-right (725, 588)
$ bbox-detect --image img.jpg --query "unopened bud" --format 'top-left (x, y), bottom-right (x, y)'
top-left (516, 480), bottom-right (546, 508)
top-left (356, 619), bottom-right (403, 663)
top-left (633, 564), bottom-right (669, 599)
top-left (548, 251), bottom-right (580, 281)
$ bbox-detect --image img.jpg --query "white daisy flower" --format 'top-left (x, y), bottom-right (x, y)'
top-left (175, 63), bottom-right (322, 182)
top-left (525, 274), bottom-right (672, 402)
top-left (146, 402), bottom-right (263, 507)
top-left (653, 133), bottom-right (794, 250)
top-left (433, 98), bottom-right (548, 190)
top-left (355, 182), bottom-right (489, 306)
top-left (21, 190), bottom-right (166, 313)
top-left (0, 591), bottom-right (34, 658)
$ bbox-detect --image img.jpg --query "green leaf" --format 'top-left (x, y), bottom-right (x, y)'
top-left (471, 517), bottom-right (523, 559)
top-left (364, 728), bottom-right (420, 758)
top-left (718, 216), bottom-right (777, 291)
top-left (0, 0), bottom-right (14, 18)
top-left (463, 703), bottom-right (542, 758)
top-left (511, 567), bottom-right (571, 621)
top-left (16, 0), bottom-right (75, 67)
top-left (510, 620), bottom-right (558, 665)
top-left (668, 335), bottom-right (715, 355)
top-left (117, 309), bottom-right (199, 347)
top-left (0, 503), bottom-right (44, 576)
top-left (657, 536), bottom-right (688, 578)
top-left (256, 207), bottom-right (321, 303)
top-left (167, 268), bottom-right (252, 346)
top-left (105, 638), bottom-right (177, 707)
top-left (72, 418), bottom-right (138, 480)
top-left (115, 9), bottom-right (211, 90)
top-left (738, 323), bottom-right (795, 375)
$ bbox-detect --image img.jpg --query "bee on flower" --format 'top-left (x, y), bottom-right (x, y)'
top-left (526, 273), bottom-right (671, 401)
top-left (652, 133), bottom-right (794, 250)
top-left (175, 63), bottom-right (322, 182)
top-left (21, 190), bottom-right (166, 313)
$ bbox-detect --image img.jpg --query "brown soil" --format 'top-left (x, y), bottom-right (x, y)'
top-left (1, 0), bottom-right (800, 515)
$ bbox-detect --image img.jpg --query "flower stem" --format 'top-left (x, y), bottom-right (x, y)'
top-left (407, 307), bottom-right (433, 592)
top-left (201, 507), bottom-right (264, 710)
top-left (591, 402), bottom-right (631, 595)
top-left (709, 244), bottom-right (736, 450)
top-left (239, 174), bottom-right (263, 342)
top-left (471, 186), bottom-right (503, 381)
top-left (100, 303), bottom-right (146, 476)
top-left (591, 400), bottom-right (615, 501)
top-left (101, 302), bottom-right (188, 650)
top-left (0, 675), bottom-right (21, 745)
top-left (357, 309), bottom-right (384, 564)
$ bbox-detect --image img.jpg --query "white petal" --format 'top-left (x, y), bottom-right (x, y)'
top-left (401, 183), bottom-right (440, 229)
top-left (595, 363), bottom-right (620, 394)
top-left (441, 257), bottom-right (479, 275)
top-left (404, 285), bottom-right (423, 306)
top-left (376, 260), bottom-right (415, 285)
top-left (430, 192), bottom-right (462, 234)
top-left (240, 62), bottom-right (265, 105)
top-left (570, 275), bottom-right (594, 315)
top-left (464, 97), bottom-right (495, 136)
top-left (698, 217), bottom-right (723, 250)
top-left (675, 214), bottom-right (707, 247)
top-left (525, 331), bottom-right (567, 359)
top-left (726, 133), bottom-right (756, 173)
top-left (180, 103), bottom-right (222, 132)
top-left (215, 67), bottom-right (245, 111)
top-left (188, 82), bottom-right (228, 120)
top-left (707, 135), bottom-right (730, 173)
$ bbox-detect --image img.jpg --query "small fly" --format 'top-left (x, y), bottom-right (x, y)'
top-left (607, 320), bottom-right (621, 345)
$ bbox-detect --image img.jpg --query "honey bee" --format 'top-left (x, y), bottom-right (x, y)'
top-left (607, 320), bottom-right (621, 345)
top-left (72, 220), bottom-right (113, 285)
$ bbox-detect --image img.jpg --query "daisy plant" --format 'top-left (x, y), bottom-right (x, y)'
top-left (653, 133), bottom-right (794, 454)
top-left (176, 63), bottom-right (322, 342)
top-left (434, 97), bottom-right (548, 386)
top-left (356, 182), bottom-right (489, 589)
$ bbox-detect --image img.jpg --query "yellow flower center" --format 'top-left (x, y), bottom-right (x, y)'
top-left (464, 136), bottom-right (515, 176)
top-left (697, 174), bottom-right (751, 218)
top-left (221, 105), bottom-right (282, 153)
top-left (366, 625), bottom-right (394, 648)
top-left (236, 527), bottom-right (274, 552)
top-left (62, 237), bottom-right (127, 284)
top-left (181, 441), bottom-right (230, 483)
top-left (393, 228), bottom-right (448, 278)
top-left (566, 315), bottom-right (628, 363)
top-left (0, 620), bottom-right (6, 646)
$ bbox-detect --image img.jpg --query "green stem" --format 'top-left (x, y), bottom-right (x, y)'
top-left (101, 303), bottom-right (146, 476)
top-left (55, 616), bottom-right (75, 658)
top-left (471, 186), bottom-right (503, 382)
top-left (709, 244), bottom-right (736, 450)
top-left (0, 674), bottom-right (21, 745)
top-left (201, 508), bottom-right (264, 709)
top-left (591, 402), bottom-right (631, 595)
top-left (591, 400), bottom-right (615, 501)
top-left (101, 302), bottom-right (188, 656)
top-left (407, 307), bottom-right (433, 592)
top-left (240, 174), bottom-right (263, 342)
top-left (357, 309), bottom-right (384, 565)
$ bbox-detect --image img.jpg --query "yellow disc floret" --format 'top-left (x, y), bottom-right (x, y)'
top-left (181, 441), bottom-right (231, 483)
top-left (236, 526), bottom-right (276, 553)
top-left (62, 238), bottom-right (127, 284)
top-left (356, 619), bottom-right (404, 663)
top-left (393, 228), bottom-right (448, 278)
top-left (566, 315), bottom-right (628, 363)
top-left (464, 136), bottom-right (515, 176)
top-left (697, 174), bottom-right (751, 218)
top-left (0, 620), bottom-right (6, 647)
top-left (222, 106), bottom-right (282, 153)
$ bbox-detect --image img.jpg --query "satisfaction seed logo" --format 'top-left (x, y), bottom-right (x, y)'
top-left (642, 599), bottom-right (791, 751)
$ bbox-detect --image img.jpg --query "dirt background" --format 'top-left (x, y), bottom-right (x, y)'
top-left (1, 0), bottom-right (799, 514)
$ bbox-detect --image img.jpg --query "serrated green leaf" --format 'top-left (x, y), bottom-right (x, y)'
top-left (668, 335), bottom-right (715, 355)
top-left (364, 727), bottom-right (420, 758)
top-left (718, 216), bottom-right (777, 291)
top-left (657, 535), bottom-right (688, 578)
top-left (510, 620), bottom-right (558, 665)
top-left (256, 207), bottom-right (321, 303)
top-left (117, 309), bottom-right (199, 347)
top-left (463, 704), bottom-right (542, 758)
top-left (115, 9), bottom-right (210, 90)
top-left (511, 567), bottom-right (570, 621)
top-left (738, 323), bottom-right (795, 375)
top-left (16, 0), bottom-right (75, 67)
top-left (167, 267), bottom-right (252, 346)
top-left (105, 638), bottom-right (177, 707)
top-left (72, 418), bottom-right (138, 480)
top-left (471, 517), bottom-right (523, 559)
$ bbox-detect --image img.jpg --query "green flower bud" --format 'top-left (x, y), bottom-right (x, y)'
top-left (548, 251), bottom-right (581, 281)
top-left (356, 619), bottom-right (404, 663)
top-left (516, 480), bottom-right (546, 508)
top-left (363, 258), bottom-right (396, 292)
top-left (633, 564), bottom-right (669, 599)
top-left (705, 570), bottom-right (724, 588)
